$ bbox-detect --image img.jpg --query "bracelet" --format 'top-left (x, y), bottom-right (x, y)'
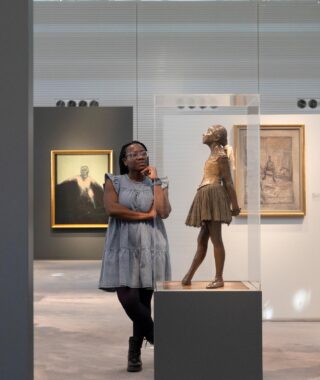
top-left (152, 177), bottom-right (169, 189)
top-left (232, 207), bottom-right (241, 213)
top-left (152, 178), bottom-right (162, 186)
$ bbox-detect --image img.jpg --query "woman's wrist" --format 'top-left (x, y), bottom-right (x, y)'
top-left (152, 176), bottom-right (169, 189)
top-left (152, 177), bottom-right (162, 186)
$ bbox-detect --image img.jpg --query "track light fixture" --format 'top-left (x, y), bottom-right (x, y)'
top-left (67, 100), bottom-right (76, 107)
top-left (297, 99), bottom-right (306, 109)
top-left (56, 100), bottom-right (65, 107)
top-left (55, 99), bottom-right (100, 107)
top-left (176, 104), bottom-right (218, 110)
top-left (176, 97), bottom-right (218, 110)
top-left (308, 99), bottom-right (318, 109)
top-left (78, 100), bottom-right (88, 107)
top-left (297, 98), bottom-right (319, 109)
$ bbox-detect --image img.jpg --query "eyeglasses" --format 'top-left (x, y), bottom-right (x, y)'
top-left (126, 150), bottom-right (148, 159)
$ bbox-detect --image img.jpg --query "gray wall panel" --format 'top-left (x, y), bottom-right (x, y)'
top-left (34, 107), bottom-right (133, 260)
top-left (155, 290), bottom-right (263, 380)
top-left (0, 0), bottom-right (33, 378)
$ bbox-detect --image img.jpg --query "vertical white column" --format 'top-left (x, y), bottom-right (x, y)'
top-left (247, 101), bottom-right (261, 288)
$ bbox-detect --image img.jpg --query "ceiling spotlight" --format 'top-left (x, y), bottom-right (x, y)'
top-left (67, 100), bottom-right (76, 107)
top-left (56, 100), bottom-right (65, 107)
top-left (89, 100), bottom-right (99, 107)
top-left (297, 99), bottom-right (307, 109)
top-left (78, 100), bottom-right (88, 107)
top-left (176, 98), bottom-right (185, 109)
top-left (210, 106), bottom-right (218, 109)
top-left (308, 99), bottom-right (317, 109)
top-left (199, 106), bottom-right (207, 109)
top-left (188, 106), bottom-right (196, 109)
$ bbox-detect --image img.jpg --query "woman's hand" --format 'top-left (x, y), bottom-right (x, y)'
top-left (141, 166), bottom-right (172, 219)
top-left (147, 204), bottom-right (157, 219)
top-left (141, 166), bottom-right (158, 180)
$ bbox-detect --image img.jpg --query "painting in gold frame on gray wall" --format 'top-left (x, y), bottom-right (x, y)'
top-left (51, 150), bottom-right (113, 228)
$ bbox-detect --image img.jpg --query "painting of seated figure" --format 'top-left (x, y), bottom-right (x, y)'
top-left (51, 150), bottom-right (113, 228)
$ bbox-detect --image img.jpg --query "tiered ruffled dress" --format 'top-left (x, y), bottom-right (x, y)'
top-left (185, 147), bottom-right (232, 227)
top-left (99, 174), bottom-right (171, 291)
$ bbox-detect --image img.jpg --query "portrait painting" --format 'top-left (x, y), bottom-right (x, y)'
top-left (234, 125), bottom-right (305, 217)
top-left (51, 150), bottom-right (113, 228)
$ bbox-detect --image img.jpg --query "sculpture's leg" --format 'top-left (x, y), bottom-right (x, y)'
top-left (206, 221), bottom-right (225, 289)
top-left (181, 225), bottom-right (209, 286)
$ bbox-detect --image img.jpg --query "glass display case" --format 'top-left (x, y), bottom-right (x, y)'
top-left (152, 93), bottom-right (261, 291)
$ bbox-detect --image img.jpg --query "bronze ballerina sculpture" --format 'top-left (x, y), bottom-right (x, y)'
top-left (182, 125), bottom-right (241, 289)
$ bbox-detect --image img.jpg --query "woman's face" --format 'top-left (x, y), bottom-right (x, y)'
top-left (123, 143), bottom-right (148, 172)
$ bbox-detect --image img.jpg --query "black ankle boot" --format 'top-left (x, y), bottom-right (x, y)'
top-left (127, 337), bottom-right (142, 372)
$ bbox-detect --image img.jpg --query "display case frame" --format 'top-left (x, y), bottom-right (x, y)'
top-left (152, 93), bottom-right (261, 290)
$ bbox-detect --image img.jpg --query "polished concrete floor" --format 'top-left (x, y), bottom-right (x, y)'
top-left (34, 261), bottom-right (320, 380)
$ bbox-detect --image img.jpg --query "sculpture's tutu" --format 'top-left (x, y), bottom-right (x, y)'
top-left (185, 183), bottom-right (232, 227)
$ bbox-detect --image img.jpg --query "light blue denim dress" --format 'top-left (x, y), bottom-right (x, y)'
top-left (99, 174), bottom-right (171, 291)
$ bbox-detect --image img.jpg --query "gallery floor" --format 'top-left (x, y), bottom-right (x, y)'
top-left (34, 261), bottom-right (320, 380)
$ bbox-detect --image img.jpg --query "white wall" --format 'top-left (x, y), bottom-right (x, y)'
top-left (260, 114), bottom-right (320, 320)
top-left (157, 113), bottom-right (320, 320)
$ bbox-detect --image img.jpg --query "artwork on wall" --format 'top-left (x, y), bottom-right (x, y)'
top-left (234, 125), bottom-right (305, 217)
top-left (51, 150), bottom-right (113, 228)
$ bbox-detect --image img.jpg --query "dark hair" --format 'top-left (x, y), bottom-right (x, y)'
top-left (119, 141), bottom-right (148, 175)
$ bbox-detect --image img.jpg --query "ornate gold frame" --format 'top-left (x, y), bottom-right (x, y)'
top-left (234, 125), bottom-right (305, 217)
top-left (51, 150), bottom-right (113, 228)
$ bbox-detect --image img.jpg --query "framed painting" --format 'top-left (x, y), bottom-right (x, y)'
top-left (51, 150), bottom-right (113, 228)
top-left (234, 125), bottom-right (305, 217)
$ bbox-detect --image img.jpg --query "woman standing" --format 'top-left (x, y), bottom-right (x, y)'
top-left (182, 125), bottom-right (240, 289)
top-left (99, 141), bottom-right (171, 372)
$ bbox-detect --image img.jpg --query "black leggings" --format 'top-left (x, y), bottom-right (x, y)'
top-left (116, 287), bottom-right (154, 344)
